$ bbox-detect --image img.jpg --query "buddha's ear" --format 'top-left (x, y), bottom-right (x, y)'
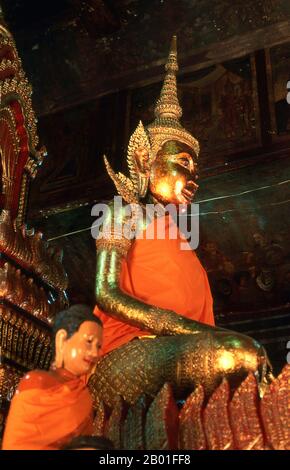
top-left (134, 146), bottom-right (151, 174)
top-left (127, 120), bottom-right (151, 175)
top-left (54, 329), bottom-right (68, 368)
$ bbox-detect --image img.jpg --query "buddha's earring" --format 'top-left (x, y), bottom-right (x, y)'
top-left (138, 174), bottom-right (149, 198)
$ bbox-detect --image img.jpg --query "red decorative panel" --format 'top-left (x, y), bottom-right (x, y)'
top-left (229, 373), bottom-right (264, 449)
top-left (145, 383), bottom-right (179, 450)
top-left (179, 385), bottom-right (206, 450)
top-left (260, 364), bottom-right (290, 450)
top-left (203, 379), bottom-right (234, 450)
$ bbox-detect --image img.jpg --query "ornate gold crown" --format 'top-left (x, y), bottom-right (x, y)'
top-left (104, 36), bottom-right (199, 203)
top-left (147, 35), bottom-right (199, 157)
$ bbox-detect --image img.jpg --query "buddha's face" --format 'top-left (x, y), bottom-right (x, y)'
top-left (62, 321), bottom-right (103, 376)
top-left (148, 140), bottom-right (198, 206)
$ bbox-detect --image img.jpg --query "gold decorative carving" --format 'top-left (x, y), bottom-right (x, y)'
top-left (260, 364), bottom-right (290, 450)
top-left (98, 367), bottom-right (289, 449)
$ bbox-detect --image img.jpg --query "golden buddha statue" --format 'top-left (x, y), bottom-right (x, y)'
top-left (90, 37), bottom-right (271, 408)
top-left (2, 305), bottom-right (103, 450)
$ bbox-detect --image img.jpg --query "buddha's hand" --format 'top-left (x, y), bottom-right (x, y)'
top-left (208, 329), bottom-right (271, 386)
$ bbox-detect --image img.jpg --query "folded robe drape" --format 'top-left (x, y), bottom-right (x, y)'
top-left (2, 368), bottom-right (93, 450)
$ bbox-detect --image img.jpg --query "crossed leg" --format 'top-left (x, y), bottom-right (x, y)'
top-left (89, 332), bottom-right (268, 408)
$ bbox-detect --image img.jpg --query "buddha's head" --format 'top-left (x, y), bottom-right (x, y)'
top-left (104, 36), bottom-right (200, 208)
top-left (136, 139), bottom-right (198, 206)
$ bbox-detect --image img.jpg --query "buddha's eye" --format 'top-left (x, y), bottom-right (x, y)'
top-left (178, 157), bottom-right (190, 167)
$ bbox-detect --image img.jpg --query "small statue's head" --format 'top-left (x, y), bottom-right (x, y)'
top-left (51, 304), bottom-right (103, 377)
top-left (104, 37), bottom-right (200, 208)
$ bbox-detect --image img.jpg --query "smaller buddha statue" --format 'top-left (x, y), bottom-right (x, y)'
top-left (90, 37), bottom-right (272, 408)
top-left (2, 305), bottom-right (103, 450)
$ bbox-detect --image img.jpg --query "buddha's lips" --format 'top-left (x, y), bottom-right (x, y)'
top-left (182, 181), bottom-right (199, 200)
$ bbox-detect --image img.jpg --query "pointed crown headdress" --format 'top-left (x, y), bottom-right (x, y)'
top-left (147, 35), bottom-right (199, 156)
top-left (104, 36), bottom-right (199, 203)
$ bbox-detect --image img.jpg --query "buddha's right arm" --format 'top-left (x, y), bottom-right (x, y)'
top-left (95, 246), bottom-right (217, 336)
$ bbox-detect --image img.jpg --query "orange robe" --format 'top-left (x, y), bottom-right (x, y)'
top-left (2, 368), bottom-right (93, 450)
top-left (95, 214), bottom-right (214, 355)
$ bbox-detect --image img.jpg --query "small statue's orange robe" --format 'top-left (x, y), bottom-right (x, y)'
top-left (95, 214), bottom-right (215, 355)
top-left (2, 368), bottom-right (93, 450)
